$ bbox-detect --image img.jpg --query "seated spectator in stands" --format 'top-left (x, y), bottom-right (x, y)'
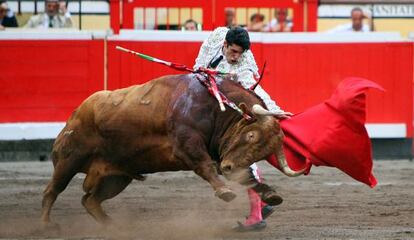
top-left (0, 0), bottom-right (18, 29)
top-left (265, 8), bottom-right (292, 32)
top-left (183, 19), bottom-right (198, 31)
top-left (24, 0), bottom-right (72, 28)
top-left (225, 8), bottom-right (237, 28)
top-left (247, 13), bottom-right (265, 32)
top-left (329, 7), bottom-right (372, 33)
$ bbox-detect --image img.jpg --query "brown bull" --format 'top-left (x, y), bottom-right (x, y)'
top-left (41, 73), bottom-right (303, 226)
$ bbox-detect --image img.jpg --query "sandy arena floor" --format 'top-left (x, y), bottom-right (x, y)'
top-left (0, 160), bottom-right (413, 240)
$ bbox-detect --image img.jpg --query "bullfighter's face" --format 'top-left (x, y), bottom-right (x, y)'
top-left (223, 41), bottom-right (244, 65)
top-left (219, 114), bottom-right (283, 181)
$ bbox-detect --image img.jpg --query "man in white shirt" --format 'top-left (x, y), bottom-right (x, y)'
top-left (24, 0), bottom-right (73, 29)
top-left (264, 8), bottom-right (293, 32)
top-left (329, 7), bottom-right (372, 33)
top-left (194, 26), bottom-right (291, 231)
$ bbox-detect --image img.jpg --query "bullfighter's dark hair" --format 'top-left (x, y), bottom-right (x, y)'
top-left (225, 26), bottom-right (250, 51)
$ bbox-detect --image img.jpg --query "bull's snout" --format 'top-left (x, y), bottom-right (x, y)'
top-left (220, 162), bottom-right (234, 174)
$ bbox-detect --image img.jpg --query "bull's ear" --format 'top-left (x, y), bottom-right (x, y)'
top-left (238, 103), bottom-right (256, 122)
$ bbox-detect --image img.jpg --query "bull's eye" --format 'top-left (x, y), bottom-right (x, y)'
top-left (245, 131), bottom-right (258, 143)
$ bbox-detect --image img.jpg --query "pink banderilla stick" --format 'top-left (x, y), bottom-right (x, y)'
top-left (208, 75), bottom-right (226, 111)
top-left (116, 46), bottom-right (227, 111)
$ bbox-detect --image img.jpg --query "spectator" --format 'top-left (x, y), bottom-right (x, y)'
top-left (0, 0), bottom-right (18, 29)
top-left (24, 0), bottom-right (72, 29)
top-left (225, 8), bottom-right (237, 28)
top-left (183, 19), bottom-right (198, 31)
top-left (247, 13), bottom-right (265, 32)
top-left (265, 8), bottom-right (292, 32)
top-left (329, 7), bottom-right (372, 33)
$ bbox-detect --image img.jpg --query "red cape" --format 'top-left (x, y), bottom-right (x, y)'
top-left (267, 77), bottom-right (384, 188)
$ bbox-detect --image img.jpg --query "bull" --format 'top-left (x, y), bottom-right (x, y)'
top-left (41, 73), bottom-right (304, 227)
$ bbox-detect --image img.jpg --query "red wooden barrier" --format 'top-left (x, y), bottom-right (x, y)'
top-left (1, 38), bottom-right (412, 138)
top-left (0, 40), bottom-right (104, 122)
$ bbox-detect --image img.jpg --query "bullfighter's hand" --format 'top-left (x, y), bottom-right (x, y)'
top-left (229, 72), bottom-right (238, 81)
top-left (273, 111), bottom-right (293, 120)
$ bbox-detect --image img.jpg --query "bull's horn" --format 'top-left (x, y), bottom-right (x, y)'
top-left (252, 104), bottom-right (285, 116)
top-left (277, 148), bottom-right (306, 177)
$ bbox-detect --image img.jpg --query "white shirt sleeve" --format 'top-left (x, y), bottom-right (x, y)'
top-left (237, 50), bottom-right (282, 113)
top-left (194, 37), bottom-right (211, 70)
top-left (237, 70), bottom-right (282, 113)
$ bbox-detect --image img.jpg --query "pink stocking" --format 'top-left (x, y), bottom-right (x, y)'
top-left (244, 188), bottom-right (263, 225)
top-left (244, 164), bottom-right (264, 225)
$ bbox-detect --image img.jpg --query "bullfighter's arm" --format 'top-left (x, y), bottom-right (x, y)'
top-left (238, 71), bottom-right (293, 118)
top-left (193, 36), bottom-right (210, 69)
top-left (237, 74), bottom-right (282, 114)
top-left (239, 71), bottom-right (281, 113)
top-left (233, 50), bottom-right (281, 113)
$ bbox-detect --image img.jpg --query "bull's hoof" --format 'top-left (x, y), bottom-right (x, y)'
top-left (261, 191), bottom-right (283, 206)
top-left (215, 187), bottom-right (236, 202)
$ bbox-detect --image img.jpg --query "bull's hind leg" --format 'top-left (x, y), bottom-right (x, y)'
top-left (41, 162), bottom-right (78, 227)
top-left (82, 169), bottom-right (132, 224)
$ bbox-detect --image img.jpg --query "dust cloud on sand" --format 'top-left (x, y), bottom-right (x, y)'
top-left (0, 160), bottom-right (413, 239)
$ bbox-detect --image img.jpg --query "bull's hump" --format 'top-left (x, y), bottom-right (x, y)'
top-left (187, 74), bottom-right (207, 94)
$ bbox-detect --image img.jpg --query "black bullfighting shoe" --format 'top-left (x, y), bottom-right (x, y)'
top-left (240, 168), bottom-right (283, 206)
top-left (232, 220), bottom-right (267, 232)
top-left (252, 183), bottom-right (283, 206)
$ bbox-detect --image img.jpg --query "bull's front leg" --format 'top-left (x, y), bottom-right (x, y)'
top-left (172, 128), bottom-right (236, 202)
top-left (193, 160), bottom-right (236, 202)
